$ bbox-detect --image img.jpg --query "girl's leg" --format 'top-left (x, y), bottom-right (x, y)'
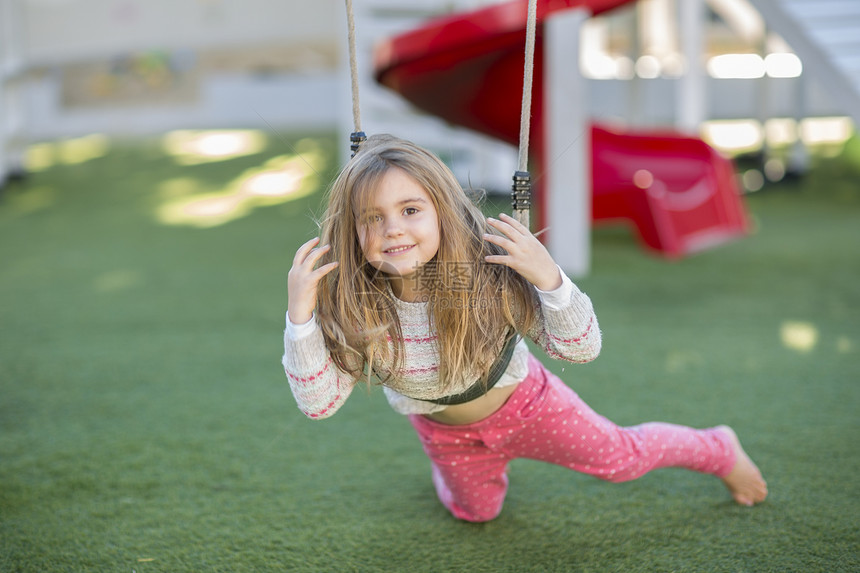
top-left (429, 457), bottom-right (510, 522)
top-left (503, 357), bottom-right (737, 482)
top-left (409, 414), bottom-right (512, 522)
top-left (408, 355), bottom-right (766, 520)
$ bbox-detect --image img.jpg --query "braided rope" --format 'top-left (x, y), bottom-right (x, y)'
top-left (345, 0), bottom-right (365, 156)
top-left (518, 0), bottom-right (538, 173)
top-left (512, 0), bottom-right (538, 227)
top-left (345, 0), bottom-right (537, 215)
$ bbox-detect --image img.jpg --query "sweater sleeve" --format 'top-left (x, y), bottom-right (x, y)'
top-left (282, 312), bottom-right (356, 420)
top-left (526, 266), bottom-right (602, 364)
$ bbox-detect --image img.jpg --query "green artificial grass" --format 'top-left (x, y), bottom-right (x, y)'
top-left (1, 131), bottom-right (858, 572)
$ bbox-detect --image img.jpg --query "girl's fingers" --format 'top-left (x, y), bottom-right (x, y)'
top-left (484, 255), bottom-right (510, 266)
top-left (485, 228), bottom-right (529, 257)
top-left (497, 212), bottom-right (530, 234)
top-left (311, 261), bottom-right (339, 279)
top-left (304, 243), bottom-right (332, 267)
top-left (489, 214), bottom-right (528, 237)
top-left (483, 232), bottom-right (514, 251)
top-left (295, 239), bottom-right (334, 270)
top-left (486, 217), bottom-right (519, 239)
top-left (294, 237), bottom-right (321, 265)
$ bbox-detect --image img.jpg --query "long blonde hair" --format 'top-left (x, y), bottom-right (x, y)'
top-left (315, 134), bottom-right (538, 391)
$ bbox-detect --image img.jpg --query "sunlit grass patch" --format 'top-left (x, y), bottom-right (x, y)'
top-left (25, 134), bottom-right (110, 171)
top-left (154, 139), bottom-right (325, 228)
top-left (162, 130), bottom-right (267, 165)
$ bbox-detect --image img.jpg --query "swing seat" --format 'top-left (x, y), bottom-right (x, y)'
top-left (374, 0), bottom-right (750, 258)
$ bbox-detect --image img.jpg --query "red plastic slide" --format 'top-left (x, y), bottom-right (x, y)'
top-left (374, 0), bottom-right (748, 257)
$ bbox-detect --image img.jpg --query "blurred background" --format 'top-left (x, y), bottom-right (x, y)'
top-left (1, 0), bottom-right (856, 189)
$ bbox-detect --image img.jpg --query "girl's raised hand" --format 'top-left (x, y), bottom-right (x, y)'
top-left (484, 213), bottom-right (562, 292)
top-left (287, 237), bottom-right (339, 325)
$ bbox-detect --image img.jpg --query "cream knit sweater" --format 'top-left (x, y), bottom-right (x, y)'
top-left (282, 269), bottom-right (601, 417)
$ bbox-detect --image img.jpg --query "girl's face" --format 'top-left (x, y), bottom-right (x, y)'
top-left (356, 167), bottom-right (441, 299)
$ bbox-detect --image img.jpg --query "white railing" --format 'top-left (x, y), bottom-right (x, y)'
top-left (747, 0), bottom-right (860, 124)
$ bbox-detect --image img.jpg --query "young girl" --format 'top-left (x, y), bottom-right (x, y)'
top-left (282, 134), bottom-right (767, 522)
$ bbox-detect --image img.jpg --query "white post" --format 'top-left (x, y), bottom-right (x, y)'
top-left (677, 0), bottom-right (706, 134)
top-left (628, 7), bottom-right (643, 125)
top-left (545, 8), bottom-right (590, 277)
top-left (789, 68), bottom-right (810, 175)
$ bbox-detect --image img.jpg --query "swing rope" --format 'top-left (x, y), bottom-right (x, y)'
top-left (512, 0), bottom-right (538, 228)
top-left (345, 0), bottom-right (365, 157)
top-left (344, 0), bottom-right (537, 230)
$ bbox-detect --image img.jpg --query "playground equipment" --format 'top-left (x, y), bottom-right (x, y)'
top-left (374, 0), bottom-right (750, 260)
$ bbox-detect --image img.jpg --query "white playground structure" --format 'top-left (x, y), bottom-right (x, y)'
top-left (1, 0), bottom-right (858, 198)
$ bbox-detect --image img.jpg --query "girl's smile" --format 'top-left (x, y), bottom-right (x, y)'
top-left (383, 244), bottom-right (415, 255)
top-left (357, 167), bottom-right (441, 300)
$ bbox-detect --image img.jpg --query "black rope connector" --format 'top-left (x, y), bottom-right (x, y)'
top-left (511, 170), bottom-right (531, 211)
top-left (350, 131), bottom-right (367, 157)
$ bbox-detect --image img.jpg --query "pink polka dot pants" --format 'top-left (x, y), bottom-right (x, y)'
top-left (408, 354), bottom-right (736, 522)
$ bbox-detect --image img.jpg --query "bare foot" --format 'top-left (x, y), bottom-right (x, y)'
top-left (717, 425), bottom-right (768, 506)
